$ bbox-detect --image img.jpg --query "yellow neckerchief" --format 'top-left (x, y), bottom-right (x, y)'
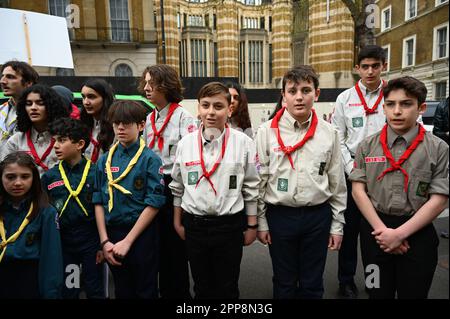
top-left (58, 158), bottom-right (91, 217)
top-left (0, 203), bottom-right (34, 263)
top-left (105, 138), bottom-right (145, 212)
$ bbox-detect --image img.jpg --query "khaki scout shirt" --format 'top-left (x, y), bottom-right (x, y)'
top-left (169, 127), bottom-right (260, 217)
top-left (349, 124), bottom-right (449, 216)
top-left (143, 105), bottom-right (198, 175)
top-left (0, 128), bottom-right (59, 176)
top-left (331, 80), bottom-right (386, 175)
top-left (255, 110), bottom-right (347, 234)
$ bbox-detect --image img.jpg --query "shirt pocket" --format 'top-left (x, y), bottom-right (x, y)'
top-left (408, 168), bottom-right (432, 210)
top-left (311, 150), bottom-right (331, 183)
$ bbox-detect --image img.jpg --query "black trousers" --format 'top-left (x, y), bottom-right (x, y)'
top-left (266, 202), bottom-right (332, 299)
top-left (183, 212), bottom-right (245, 299)
top-left (360, 213), bottom-right (439, 299)
top-left (157, 174), bottom-right (191, 299)
top-left (338, 178), bottom-right (362, 286)
top-left (0, 259), bottom-right (40, 298)
top-left (107, 221), bottom-right (159, 299)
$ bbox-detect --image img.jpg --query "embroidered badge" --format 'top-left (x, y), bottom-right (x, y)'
top-left (229, 175), bottom-right (237, 189)
top-left (47, 180), bottom-right (65, 190)
top-left (25, 233), bottom-right (36, 246)
top-left (188, 171), bottom-right (199, 185)
top-left (352, 117), bottom-right (363, 128)
top-left (416, 181), bottom-right (430, 198)
top-left (187, 124), bottom-right (196, 133)
top-left (277, 178), bottom-right (288, 192)
top-left (105, 167), bottom-right (120, 173)
top-left (185, 160), bottom-right (201, 167)
top-left (159, 166), bottom-right (164, 175)
top-left (365, 156), bottom-right (386, 163)
top-left (134, 176), bottom-right (145, 190)
top-left (319, 162), bottom-right (326, 176)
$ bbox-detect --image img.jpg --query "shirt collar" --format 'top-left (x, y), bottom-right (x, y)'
top-left (281, 108), bottom-right (313, 130)
top-left (358, 79), bottom-right (384, 95)
top-left (31, 127), bottom-right (51, 142)
top-left (201, 125), bottom-right (226, 146)
top-left (387, 124), bottom-right (419, 148)
top-left (155, 103), bottom-right (171, 119)
top-left (61, 156), bottom-right (87, 172)
top-left (4, 196), bottom-right (32, 211)
top-left (117, 138), bottom-right (141, 155)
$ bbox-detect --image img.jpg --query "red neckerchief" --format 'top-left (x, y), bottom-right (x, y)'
top-left (355, 80), bottom-right (385, 115)
top-left (148, 103), bottom-right (179, 152)
top-left (195, 125), bottom-right (230, 195)
top-left (26, 130), bottom-right (55, 171)
top-left (270, 107), bottom-right (318, 169)
top-left (377, 124), bottom-right (426, 192)
top-left (89, 132), bottom-right (100, 163)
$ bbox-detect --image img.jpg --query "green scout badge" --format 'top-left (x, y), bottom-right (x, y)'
top-left (25, 233), bottom-right (36, 246)
top-left (352, 117), bottom-right (363, 128)
top-left (229, 175), bottom-right (237, 189)
top-left (416, 181), bottom-right (430, 198)
top-left (134, 176), bottom-right (145, 190)
top-left (277, 178), bottom-right (288, 192)
top-left (188, 171), bottom-right (199, 185)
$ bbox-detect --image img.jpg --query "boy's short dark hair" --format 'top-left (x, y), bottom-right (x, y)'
top-left (1, 60), bottom-right (39, 85)
top-left (108, 100), bottom-right (148, 124)
top-left (197, 82), bottom-right (231, 105)
top-left (357, 45), bottom-right (386, 65)
top-left (282, 65), bottom-right (319, 91)
top-left (383, 76), bottom-right (427, 106)
top-left (49, 118), bottom-right (91, 152)
top-left (139, 64), bottom-right (183, 103)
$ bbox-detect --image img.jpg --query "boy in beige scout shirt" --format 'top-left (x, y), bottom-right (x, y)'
top-left (256, 66), bottom-right (347, 299)
top-left (350, 76), bottom-right (449, 299)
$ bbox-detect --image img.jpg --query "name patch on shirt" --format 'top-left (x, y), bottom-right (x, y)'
top-left (47, 180), bottom-right (65, 190)
top-left (185, 160), bottom-right (201, 167)
top-left (348, 103), bottom-right (363, 107)
top-left (277, 178), bottom-right (288, 192)
top-left (105, 167), bottom-right (120, 173)
top-left (365, 156), bottom-right (386, 163)
top-left (188, 171), bottom-right (199, 185)
top-left (352, 117), bottom-right (364, 128)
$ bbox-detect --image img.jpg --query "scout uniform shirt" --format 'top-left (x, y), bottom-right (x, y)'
top-left (349, 124), bottom-right (449, 215)
top-left (0, 128), bottom-right (58, 176)
top-left (169, 126), bottom-right (260, 217)
top-left (93, 139), bottom-right (166, 227)
top-left (0, 199), bottom-right (63, 298)
top-left (84, 119), bottom-right (103, 163)
top-left (143, 104), bottom-right (198, 175)
top-left (0, 99), bottom-right (17, 149)
top-left (256, 109), bottom-right (347, 234)
top-left (331, 80), bottom-right (386, 175)
top-left (41, 157), bottom-right (97, 229)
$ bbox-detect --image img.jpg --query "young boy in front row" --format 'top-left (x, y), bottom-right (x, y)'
top-left (41, 118), bottom-right (104, 299)
top-left (93, 101), bottom-right (166, 299)
top-left (256, 66), bottom-right (347, 299)
top-left (349, 76), bottom-right (449, 299)
top-left (169, 82), bottom-right (260, 299)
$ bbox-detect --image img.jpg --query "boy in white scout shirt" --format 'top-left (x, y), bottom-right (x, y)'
top-left (331, 45), bottom-right (387, 298)
top-left (170, 82), bottom-right (260, 299)
top-left (141, 64), bottom-right (196, 298)
top-left (350, 76), bottom-right (449, 299)
top-left (256, 66), bottom-right (346, 299)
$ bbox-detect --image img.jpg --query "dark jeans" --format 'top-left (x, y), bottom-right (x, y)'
top-left (183, 212), bottom-right (245, 299)
top-left (360, 213), bottom-right (439, 299)
top-left (338, 178), bottom-right (362, 285)
top-left (266, 202), bottom-right (332, 299)
top-left (158, 174), bottom-right (191, 299)
top-left (107, 221), bottom-right (159, 299)
top-left (61, 222), bottom-right (104, 299)
top-left (0, 260), bottom-right (40, 298)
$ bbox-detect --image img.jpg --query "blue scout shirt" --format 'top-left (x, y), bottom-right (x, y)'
top-left (41, 157), bottom-right (96, 229)
top-left (93, 139), bottom-right (166, 227)
top-left (0, 199), bottom-right (63, 298)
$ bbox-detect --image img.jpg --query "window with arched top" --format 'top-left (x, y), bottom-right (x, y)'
top-left (115, 63), bottom-right (133, 76)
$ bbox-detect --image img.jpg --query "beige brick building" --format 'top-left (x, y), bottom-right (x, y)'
top-left (3, 0), bottom-right (158, 77)
top-left (376, 0), bottom-right (449, 100)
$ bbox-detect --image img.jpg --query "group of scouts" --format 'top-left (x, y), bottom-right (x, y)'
top-left (0, 44), bottom-right (448, 300)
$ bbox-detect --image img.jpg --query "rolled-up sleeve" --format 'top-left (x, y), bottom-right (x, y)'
top-left (348, 142), bottom-right (367, 183)
top-left (429, 141), bottom-right (449, 196)
top-left (242, 138), bottom-right (260, 216)
top-left (92, 155), bottom-right (106, 205)
top-left (144, 155), bottom-right (166, 208)
top-left (255, 125), bottom-right (270, 231)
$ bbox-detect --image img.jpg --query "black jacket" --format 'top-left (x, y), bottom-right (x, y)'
top-left (433, 97), bottom-right (449, 145)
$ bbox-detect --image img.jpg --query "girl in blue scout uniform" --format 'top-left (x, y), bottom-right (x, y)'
top-left (0, 84), bottom-right (70, 175)
top-left (0, 151), bottom-right (63, 299)
top-left (80, 79), bottom-right (115, 163)
top-left (93, 100), bottom-right (166, 299)
top-left (41, 118), bottom-right (105, 299)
